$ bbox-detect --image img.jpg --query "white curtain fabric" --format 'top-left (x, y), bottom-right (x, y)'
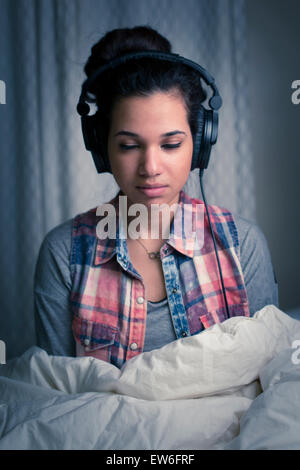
top-left (0, 0), bottom-right (254, 359)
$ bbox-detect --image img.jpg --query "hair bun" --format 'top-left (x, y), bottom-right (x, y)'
top-left (84, 25), bottom-right (172, 78)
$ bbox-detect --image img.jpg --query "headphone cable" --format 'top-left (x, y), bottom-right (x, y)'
top-left (199, 169), bottom-right (230, 320)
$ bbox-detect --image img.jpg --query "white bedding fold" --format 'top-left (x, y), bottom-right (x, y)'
top-left (0, 305), bottom-right (299, 450)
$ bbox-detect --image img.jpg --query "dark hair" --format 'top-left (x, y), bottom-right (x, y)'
top-left (83, 25), bottom-right (206, 141)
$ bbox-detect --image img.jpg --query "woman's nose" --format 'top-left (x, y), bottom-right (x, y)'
top-left (139, 146), bottom-right (162, 176)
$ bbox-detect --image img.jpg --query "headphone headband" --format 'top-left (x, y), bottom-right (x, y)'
top-left (77, 50), bottom-right (222, 116)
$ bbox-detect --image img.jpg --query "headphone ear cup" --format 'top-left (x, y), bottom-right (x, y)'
top-left (81, 113), bottom-right (112, 173)
top-left (81, 114), bottom-right (98, 152)
top-left (191, 106), bottom-right (205, 171)
top-left (191, 107), bottom-right (218, 171)
top-left (200, 109), bottom-right (217, 170)
top-left (94, 113), bottom-right (112, 173)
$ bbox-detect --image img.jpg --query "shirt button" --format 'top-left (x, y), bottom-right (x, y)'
top-left (130, 342), bottom-right (138, 351)
top-left (181, 331), bottom-right (187, 338)
top-left (84, 338), bottom-right (90, 346)
top-left (172, 287), bottom-right (177, 293)
top-left (136, 296), bottom-right (145, 304)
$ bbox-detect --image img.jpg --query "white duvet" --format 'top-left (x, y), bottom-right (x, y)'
top-left (0, 305), bottom-right (300, 450)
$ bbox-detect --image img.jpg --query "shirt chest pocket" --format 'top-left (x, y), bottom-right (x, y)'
top-left (72, 315), bottom-right (119, 361)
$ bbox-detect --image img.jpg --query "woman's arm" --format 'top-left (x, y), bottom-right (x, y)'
top-left (34, 219), bottom-right (75, 356)
top-left (235, 215), bottom-right (279, 316)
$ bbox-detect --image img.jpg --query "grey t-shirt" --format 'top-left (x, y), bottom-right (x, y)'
top-left (34, 214), bottom-right (279, 357)
top-left (144, 297), bottom-right (174, 352)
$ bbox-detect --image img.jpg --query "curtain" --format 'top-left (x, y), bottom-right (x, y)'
top-left (0, 0), bottom-right (254, 359)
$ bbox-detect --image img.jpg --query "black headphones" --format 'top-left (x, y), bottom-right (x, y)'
top-left (77, 50), bottom-right (222, 174)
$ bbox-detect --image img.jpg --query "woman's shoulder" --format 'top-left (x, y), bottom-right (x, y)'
top-left (42, 217), bottom-right (74, 254)
top-left (230, 213), bottom-right (275, 284)
top-left (40, 204), bottom-right (102, 265)
top-left (232, 213), bottom-right (268, 251)
top-left (183, 191), bottom-right (264, 246)
top-left (43, 206), bottom-right (99, 247)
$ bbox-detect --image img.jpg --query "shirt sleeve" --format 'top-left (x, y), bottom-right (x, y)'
top-left (234, 215), bottom-right (279, 316)
top-left (33, 219), bottom-right (76, 356)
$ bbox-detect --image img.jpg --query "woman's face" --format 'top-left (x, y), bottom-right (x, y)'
top-left (107, 90), bottom-right (194, 210)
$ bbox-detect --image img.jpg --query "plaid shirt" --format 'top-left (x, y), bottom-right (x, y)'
top-left (70, 189), bottom-right (250, 368)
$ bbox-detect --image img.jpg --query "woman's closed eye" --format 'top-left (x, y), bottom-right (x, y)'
top-left (119, 143), bottom-right (182, 151)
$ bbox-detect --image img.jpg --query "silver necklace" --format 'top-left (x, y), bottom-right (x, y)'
top-left (135, 238), bottom-right (161, 260)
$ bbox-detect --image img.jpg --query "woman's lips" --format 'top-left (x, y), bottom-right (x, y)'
top-left (137, 185), bottom-right (168, 197)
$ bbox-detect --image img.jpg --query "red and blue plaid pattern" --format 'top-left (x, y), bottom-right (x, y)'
top-left (70, 190), bottom-right (250, 368)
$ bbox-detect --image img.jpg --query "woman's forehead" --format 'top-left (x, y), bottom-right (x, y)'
top-left (110, 91), bottom-right (189, 131)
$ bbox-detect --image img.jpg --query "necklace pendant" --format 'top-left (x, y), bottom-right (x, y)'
top-left (149, 252), bottom-right (160, 260)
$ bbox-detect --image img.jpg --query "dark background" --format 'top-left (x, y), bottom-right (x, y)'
top-left (246, 0), bottom-right (300, 311)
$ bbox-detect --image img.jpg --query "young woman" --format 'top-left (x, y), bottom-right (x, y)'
top-left (34, 25), bottom-right (278, 368)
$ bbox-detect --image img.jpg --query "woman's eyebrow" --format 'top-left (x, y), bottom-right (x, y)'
top-left (113, 130), bottom-right (187, 137)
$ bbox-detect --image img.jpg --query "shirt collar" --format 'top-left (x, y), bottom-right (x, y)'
top-left (94, 189), bottom-right (205, 266)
